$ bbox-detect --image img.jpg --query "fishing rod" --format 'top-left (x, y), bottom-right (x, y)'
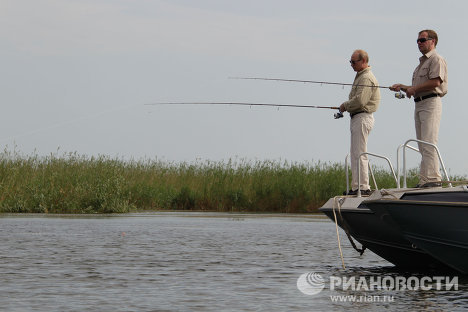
top-left (230, 77), bottom-right (406, 99)
top-left (145, 102), bottom-right (345, 119)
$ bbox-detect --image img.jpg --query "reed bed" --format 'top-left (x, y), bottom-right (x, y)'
top-left (0, 149), bottom-right (458, 214)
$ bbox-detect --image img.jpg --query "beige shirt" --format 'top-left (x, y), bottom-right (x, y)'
top-left (343, 67), bottom-right (380, 114)
top-left (412, 49), bottom-right (448, 97)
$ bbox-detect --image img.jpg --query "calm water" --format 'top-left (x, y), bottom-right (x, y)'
top-left (0, 212), bottom-right (466, 312)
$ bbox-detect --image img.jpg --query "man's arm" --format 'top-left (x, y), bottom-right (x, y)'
top-left (341, 78), bottom-right (374, 112)
top-left (405, 78), bottom-right (442, 98)
top-left (390, 78), bottom-right (442, 98)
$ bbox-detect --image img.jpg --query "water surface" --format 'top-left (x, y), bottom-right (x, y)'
top-left (0, 213), bottom-right (466, 311)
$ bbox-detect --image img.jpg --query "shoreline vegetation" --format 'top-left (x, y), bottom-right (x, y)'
top-left (0, 150), bottom-right (464, 214)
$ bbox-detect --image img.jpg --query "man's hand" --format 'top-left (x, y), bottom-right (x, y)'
top-left (405, 86), bottom-right (416, 98)
top-left (339, 103), bottom-right (346, 113)
top-left (390, 83), bottom-right (409, 92)
top-left (389, 84), bottom-right (401, 91)
top-left (390, 84), bottom-right (413, 98)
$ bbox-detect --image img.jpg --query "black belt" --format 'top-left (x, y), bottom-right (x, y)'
top-left (350, 111), bottom-right (365, 118)
top-left (414, 93), bottom-right (439, 103)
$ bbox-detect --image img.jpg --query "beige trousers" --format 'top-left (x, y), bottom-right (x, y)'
top-left (414, 97), bottom-right (442, 184)
top-left (350, 113), bottom-right (374, 190)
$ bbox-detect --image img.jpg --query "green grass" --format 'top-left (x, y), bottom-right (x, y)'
top-left (0, 150), bottom-right (462, 213)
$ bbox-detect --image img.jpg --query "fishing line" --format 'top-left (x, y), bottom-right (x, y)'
top-left (0, 103), bottom-right (140, 144)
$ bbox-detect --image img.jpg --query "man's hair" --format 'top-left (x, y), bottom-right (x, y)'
top-left (419, 29), bottom-right (438, 47)
top-left (355, 49), bottom-right (369, 63)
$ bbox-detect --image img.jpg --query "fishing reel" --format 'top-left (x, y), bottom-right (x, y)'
top-left (395, 91), bottom-right (405, 99)
top-left (334, 111), bottom-right (344, 119)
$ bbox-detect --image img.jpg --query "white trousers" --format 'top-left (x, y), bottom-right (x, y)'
top-left (414, 97), bottom-right (442, 184)
top-left (350, 113), bottom-right (374, 190)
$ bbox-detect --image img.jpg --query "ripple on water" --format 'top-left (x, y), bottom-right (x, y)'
top-left (0, 213), bottom-right (466, 311)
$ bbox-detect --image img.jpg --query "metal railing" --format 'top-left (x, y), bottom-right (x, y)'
top-left (344, 138), bottom-right (450, 197)
top-left (396, 143), bottom-right (419, 188)
top-left (357, 152), bottom-right (398, 197)
top-left (344, 153), bottom-right (398, 197)
top-left (399, 139), bottom-right (452, 188)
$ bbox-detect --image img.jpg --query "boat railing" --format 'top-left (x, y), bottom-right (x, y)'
top-left (345, 139), bottom-right (451, 196)
top-left (345, 154), bottom-right (350, 193)
top-left (396, 143), bottom-right (419, 188)
top-left (357, 152), bottom-right (398, 197)
top-left (399, 139), bottom-right (452, 188)
top-left (345, 153), bottom-right (398, 197)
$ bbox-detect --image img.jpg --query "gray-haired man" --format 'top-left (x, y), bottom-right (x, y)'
top-left (340, 49), bottom-right (380, 195)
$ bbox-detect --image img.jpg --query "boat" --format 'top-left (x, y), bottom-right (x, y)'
top-left (319, 190), bottom-right (449, 269)
top-left (320, 139), bottom-right (467, 273)
top-left (365, 186), bottom-right (468, 274)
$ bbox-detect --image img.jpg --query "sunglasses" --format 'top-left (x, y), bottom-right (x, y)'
top-left (417, 37), bottom-right (433, 43)
top-left (349, 59), bottom-right (362, 65)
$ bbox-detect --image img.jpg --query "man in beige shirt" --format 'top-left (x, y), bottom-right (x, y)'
top-left (390, 29), bottom-right (448, 188)
top-left (340, 49), bottom-right (380, 196)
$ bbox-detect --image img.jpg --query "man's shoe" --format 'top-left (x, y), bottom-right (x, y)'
top-left (414, 182), bottom-right (442, 188)
top-left (343, 189), bottom-right (372, 196)
top-left (361, 189), bottom-right (372, 196)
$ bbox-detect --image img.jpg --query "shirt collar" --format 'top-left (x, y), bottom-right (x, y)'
top-left (356, 66), bottom-right (371, 76)
top-left (420, 48), bottom-right (436, 61)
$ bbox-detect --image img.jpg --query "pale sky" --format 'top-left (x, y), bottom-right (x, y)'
top-left (1, 0), bottom-right (467, 177)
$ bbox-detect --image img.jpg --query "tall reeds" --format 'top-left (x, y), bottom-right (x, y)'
top-left (0, 149), bottom-right (444, 213)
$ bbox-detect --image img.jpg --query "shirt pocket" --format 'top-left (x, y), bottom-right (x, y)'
top-left (417, 66), bottom-right (430, 78)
